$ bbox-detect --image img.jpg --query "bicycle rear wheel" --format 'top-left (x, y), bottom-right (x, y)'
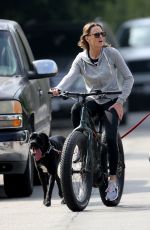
top-left (60, 131), bottom-right (93, 212)
top-left (99, 133), bottom-right (125, 206)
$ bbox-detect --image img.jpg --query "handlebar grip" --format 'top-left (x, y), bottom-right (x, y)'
top-left (48, 91), bottom-right (53, 94)
top-left (105, 91), bottom-right (122, 95)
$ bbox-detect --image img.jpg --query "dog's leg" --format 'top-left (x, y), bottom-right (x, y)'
top-left (44, 175), bottom-right (55, 207)
top-left (37, 168), bottom-right (48, 200)
top-left (56, 175), bottom-right (63, 198)
top-left (56, 175), bottom-right (65, 204)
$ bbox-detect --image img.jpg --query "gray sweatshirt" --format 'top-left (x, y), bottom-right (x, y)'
top-left (56, 47), bottom-right (134, 105)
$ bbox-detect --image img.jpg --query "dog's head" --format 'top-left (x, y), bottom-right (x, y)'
top-left (29, 132), bottom-right (49, 161)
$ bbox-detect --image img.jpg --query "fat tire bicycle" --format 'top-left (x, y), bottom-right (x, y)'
top-left (50, 90), bottom-right (125, 212)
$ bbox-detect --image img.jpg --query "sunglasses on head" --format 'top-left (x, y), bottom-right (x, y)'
top-left (89, 32), bottom-right (106, 38)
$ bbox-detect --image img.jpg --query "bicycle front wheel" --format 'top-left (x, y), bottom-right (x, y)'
top-left (60, 131), bottom-right (93, 212)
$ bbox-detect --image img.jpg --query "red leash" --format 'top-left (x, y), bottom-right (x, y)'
top-left (121, 112), bottom-right (150, 139)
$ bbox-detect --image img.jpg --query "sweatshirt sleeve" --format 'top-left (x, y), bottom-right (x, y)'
top-left (56, 54), bottom-right (81, 91)
top-left (113, 48), bottom-right (134, 104)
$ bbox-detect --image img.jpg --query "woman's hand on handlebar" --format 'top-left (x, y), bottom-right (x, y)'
top-left (49, 88), bottom-right (61, 96)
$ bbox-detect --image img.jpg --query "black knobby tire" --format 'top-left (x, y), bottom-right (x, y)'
top-left (99, 133), bottom-right (125, 206)
top-left (60, 131), bottom-right (93, 212)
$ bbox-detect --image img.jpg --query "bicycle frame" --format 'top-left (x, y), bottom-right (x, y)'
top-left (73, 96), bottom-right (103, 183)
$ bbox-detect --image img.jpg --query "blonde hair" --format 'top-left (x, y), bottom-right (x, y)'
top-left (78, 22), bottom-right (110, 50)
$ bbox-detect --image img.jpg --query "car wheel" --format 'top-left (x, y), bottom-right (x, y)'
top-left (4, 153), bottom-right (34, 197)
top-left (33, 165), bottom-right (41, 185)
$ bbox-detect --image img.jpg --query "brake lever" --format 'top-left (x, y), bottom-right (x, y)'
top-left (60, 95), bottom-right (68, 100)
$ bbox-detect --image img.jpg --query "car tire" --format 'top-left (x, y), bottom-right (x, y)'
top-left (4, 153), bottom-right (34, 197)
top-left (33, 166), bottom-right (41, 185)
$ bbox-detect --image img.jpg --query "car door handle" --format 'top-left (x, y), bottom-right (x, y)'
top-left (39, 89), bottom-right (43, 96)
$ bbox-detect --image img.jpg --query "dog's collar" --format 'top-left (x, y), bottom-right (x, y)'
top-left (44, 141), bottom-right (61, 156)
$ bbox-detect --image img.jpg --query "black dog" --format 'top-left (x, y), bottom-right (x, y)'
top-left (29, 132), bottom-right (65, 207)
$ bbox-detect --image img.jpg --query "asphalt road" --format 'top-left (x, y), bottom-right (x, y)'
top-left (1, 112), bottom-right (150, 230)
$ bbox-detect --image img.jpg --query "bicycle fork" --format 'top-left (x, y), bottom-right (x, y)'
top-left (84, 130), bottom-right (94, 173)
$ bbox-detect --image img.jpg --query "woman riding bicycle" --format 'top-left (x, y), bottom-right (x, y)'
top-left (50, 21), bottom-right (134, 201)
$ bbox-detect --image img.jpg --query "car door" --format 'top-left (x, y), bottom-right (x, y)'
top-left (12, 26), bottom-right (49, 133)
top-left (37, 77), bottom-right (51, 134)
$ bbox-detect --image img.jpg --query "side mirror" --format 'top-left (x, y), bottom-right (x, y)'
top-left (28, 59), bottom-right (58, 79)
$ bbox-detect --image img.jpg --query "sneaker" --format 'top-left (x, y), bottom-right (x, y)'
top-left (105, 180), bottom-right (119, 201)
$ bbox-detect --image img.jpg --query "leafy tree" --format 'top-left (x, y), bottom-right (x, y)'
top-left (1, 0), bottom-right (150, 31)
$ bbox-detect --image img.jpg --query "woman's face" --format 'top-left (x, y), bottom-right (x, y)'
top-left (86, 25), bottom-right (105, 49)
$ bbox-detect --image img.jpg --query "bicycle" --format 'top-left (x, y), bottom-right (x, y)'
top-left (50, 90), bottom-right (125, 212)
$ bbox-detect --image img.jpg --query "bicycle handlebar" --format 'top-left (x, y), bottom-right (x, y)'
top-left (48, 89), bottom-right (122, 98)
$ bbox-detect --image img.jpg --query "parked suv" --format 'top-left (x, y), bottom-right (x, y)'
top-left (117, 17), bottom-right (150, 110)
top-left (0, 19), bottom-right (58, 197)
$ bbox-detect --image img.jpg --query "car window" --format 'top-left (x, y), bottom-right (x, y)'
top-left (118, 25), bottom-right (150, 47)
top-left (0, 31), bottom-right (19, 76)
top-left (127, 60), bottom-right (150, 73)
top-left (129, 26), bottom-right (150, 47)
